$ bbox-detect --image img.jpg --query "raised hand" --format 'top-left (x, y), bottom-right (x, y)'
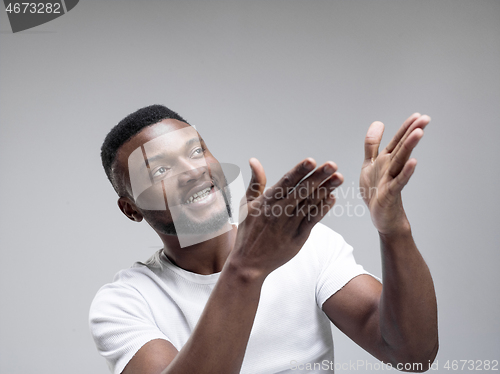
top-left (360, 113), bottom-right (430, 235)
top-left (229, 157), bottom-right (343, 279)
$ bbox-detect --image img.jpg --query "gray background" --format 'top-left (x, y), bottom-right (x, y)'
top-left (1, 1), bottom-right (498, 373)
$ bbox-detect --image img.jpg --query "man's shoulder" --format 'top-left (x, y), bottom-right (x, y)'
top-left (275, 223), bottom-right (349, 272)
top-left (309, 222), bottom-right (342, 238)
top-left (91, 262), bottom-right (160, 306)
top-left (113, 261), bottom-right (157, 285)
top-left (305, 222), bottom-right (347, 250)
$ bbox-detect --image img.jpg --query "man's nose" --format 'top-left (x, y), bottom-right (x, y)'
top-left (177, 161), bottom-right (208, 185)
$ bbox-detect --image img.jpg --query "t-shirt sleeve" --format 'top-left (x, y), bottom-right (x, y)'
top-left (314, 224), bottom-right (381, 308)
top-left (89, 278), bottom-right (170, 374)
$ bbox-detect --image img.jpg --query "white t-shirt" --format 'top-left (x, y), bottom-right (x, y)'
top-left (89, 223), bottom-right (376, 374)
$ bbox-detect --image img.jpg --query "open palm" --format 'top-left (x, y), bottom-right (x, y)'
top-left (360, 113), bottom-right (430, 235)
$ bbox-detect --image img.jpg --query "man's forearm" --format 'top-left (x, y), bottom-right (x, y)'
top-left (162, 260), bottom-right (265, 374)
top-left (159, 157), bottom-right (340, 374)
top-left (378, 223), bottom-right (438, 367)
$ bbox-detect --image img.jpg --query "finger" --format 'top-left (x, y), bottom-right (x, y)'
top-left (264, 158), bottom-right (317, 201)
top-left (245, 158), bottom-right (267, 202)
top-left (388, 128), bottom-right (424, 178)
top-left (283, 161), bottom-right (339, 208)
top-left (295, 172), bottom-right (344, 214)
top-left (364, 121), bottom-right (385, 162)
top-left (297, 193), bottom-right (337, 236)
top-left (385, 113), bottom-right (421, 153)
top-left (389, 158), bottom-right (417, 195)
top-left (391, 114), bottom-right (430, 156)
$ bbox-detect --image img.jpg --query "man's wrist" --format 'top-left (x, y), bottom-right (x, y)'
top-left (223, 255), bottom-right (268, 286)
top-left (378, 218), bottom-right (412, 243)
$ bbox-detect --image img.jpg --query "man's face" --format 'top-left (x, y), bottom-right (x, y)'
top-left (117, 119), bottom-right (231, 241)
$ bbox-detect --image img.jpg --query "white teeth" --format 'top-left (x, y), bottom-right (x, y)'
top-left (185, 187), bottom-right (211, 204)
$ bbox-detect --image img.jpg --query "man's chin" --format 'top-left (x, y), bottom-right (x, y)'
top-left (155, 208), bottom-right (230, 237)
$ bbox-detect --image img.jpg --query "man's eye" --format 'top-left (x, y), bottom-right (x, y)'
top-left (152, 167), bottom-right (169, 178)
top-left (192, 147), bottom-right (205, 158)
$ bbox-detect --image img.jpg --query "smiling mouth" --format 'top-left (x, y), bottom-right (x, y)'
top-left (184, 185), bottom-right (215, 205)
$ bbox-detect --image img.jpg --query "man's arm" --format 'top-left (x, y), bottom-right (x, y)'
top-left (122, 157), bottom-right (344, 374)
top-left (323, 233), bottom-right (438, 371)
top-left (122, 266), bottom-right (265, 374)
top-left (323, 114), bottom-right (438, 371)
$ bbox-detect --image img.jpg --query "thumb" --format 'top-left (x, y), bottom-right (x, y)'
top-left (364, 121), bottom-right (384, 162)
top-left (245, 158), bottom-right (267, 202)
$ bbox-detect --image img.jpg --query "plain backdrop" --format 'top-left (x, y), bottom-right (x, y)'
top-left (0, 1), bottom-right (499, 373)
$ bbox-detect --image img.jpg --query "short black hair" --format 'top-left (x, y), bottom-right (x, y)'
top-left (101, 104), bottom-right (188, 196)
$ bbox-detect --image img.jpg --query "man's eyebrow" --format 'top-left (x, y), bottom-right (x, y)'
top-left (138, 137), bottom-right (202, 171)
top-left (140, 153), bottom-right (162, 170)
top-left (185, 137), bottom-right (202, 147)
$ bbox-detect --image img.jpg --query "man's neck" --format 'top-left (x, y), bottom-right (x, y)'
top-left (160, 224), bottom-right (238, 275)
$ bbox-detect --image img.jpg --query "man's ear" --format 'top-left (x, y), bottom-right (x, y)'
top-left (118, 197), bottom-right (144, 222)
